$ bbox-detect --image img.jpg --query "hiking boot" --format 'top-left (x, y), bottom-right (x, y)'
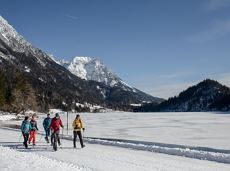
top-left (45, 137), bottom-right (49, 143)
top-left (81, 145), bottom-right (85, 148)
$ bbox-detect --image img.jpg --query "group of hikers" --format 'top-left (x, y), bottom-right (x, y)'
top-left (20, 113), bottom-right (85, 150)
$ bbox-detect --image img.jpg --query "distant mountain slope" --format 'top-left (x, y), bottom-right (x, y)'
top-left (0, 15), bottom-right (162, 112)
top-left (136, 79), bottom-right (230, 112)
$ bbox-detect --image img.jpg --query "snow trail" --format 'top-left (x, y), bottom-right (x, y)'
top-left (0, 146), bottom-right (92, 171)
top-left (0, 127), bottom-right (230, 171)
top-left (1, 125), bottom-right (230, 164)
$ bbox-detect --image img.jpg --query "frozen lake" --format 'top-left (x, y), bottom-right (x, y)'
top-left (5, 111), bottom-right (230, 150)
top-left (36, 111), bottom-right (230, 150)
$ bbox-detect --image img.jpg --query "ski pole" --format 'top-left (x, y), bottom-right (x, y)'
top-left (17, 133), bottom-right (23, 149)
top-left (19, 133), bottom-right (23, 143)
top-left (38, 133), bottom-right (43, 142)
top-left (61, 128), bottom-right (64, 148)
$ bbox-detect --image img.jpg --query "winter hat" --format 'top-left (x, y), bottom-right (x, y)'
top-left (76, 114), bottom-right (80, 118)
top-left (25, 116), bottom-right (29, 120)
top-left (55, 113), bottom-right (60, 118)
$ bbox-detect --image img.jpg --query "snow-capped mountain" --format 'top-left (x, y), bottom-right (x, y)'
top-left (0, 15), bottom-right (162, 112)
top-left (59, 57), bottom-right (133, 89)
top-left (0, 15), bottom-right (31, 51)
top-left (67, 57), bottom-right (119, 86)
top-left (57, 58), bottom-right (70, 68)
top-left (0, 16), bottom-right (51, 66)
top-left (58, 56), bottom-right (164, 103)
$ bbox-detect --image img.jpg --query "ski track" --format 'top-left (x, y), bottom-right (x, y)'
top-left (0, 128), bottom-right (230, 171)
top-left (84, 137), bottom-right (230, 164)
top-left (1, 126), bottom-right (230, 164)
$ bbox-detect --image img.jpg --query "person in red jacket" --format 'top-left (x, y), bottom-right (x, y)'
top-left (50, 113), bottom-right (64, 146)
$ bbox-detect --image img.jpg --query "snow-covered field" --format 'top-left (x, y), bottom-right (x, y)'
top-left (34, 112), bottom-right (230, 150)
top-left (2, 111), bottom-right (230, 149)
top-left (0, 114), bottom-right (16, 121)
top-left (0, 111), bottom-right (230, 170)
top-left (0, 146), bottom-right (91, 171)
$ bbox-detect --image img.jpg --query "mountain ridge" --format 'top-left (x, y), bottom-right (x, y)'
top-left (0, 15), bottom-right (162, 112)
top-left (57, 56), bottom-right (164, 104)
top-left (136, 79), bottom-right (230, 112)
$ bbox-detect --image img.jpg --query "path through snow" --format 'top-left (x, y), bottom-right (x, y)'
top-left (0, 128), bottom-right (230, 171)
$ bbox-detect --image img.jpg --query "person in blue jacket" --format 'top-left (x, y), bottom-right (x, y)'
top-left (43, 113), bottom-right (51, 143)
top-left (21, 116), bottom-right (31, 149)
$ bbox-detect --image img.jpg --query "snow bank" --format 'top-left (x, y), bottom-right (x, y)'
top-left (22, 110), bottom-right (44, 116)
top-left (49, 109), bottom-right (66, 115)
top-left (0, 146), bottom-right (92, 171)
top-left (0, 110), bottom-right (43, 121)
top-left (0, 114), bottom-right (16, 121)
top-left (84, 138), bottom-right (230, 164)
top-left (130, 103), bottom-right (142, 107)
top-left (75, 103), bottom-right (113, 112)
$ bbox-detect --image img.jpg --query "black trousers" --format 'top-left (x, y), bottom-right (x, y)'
top-left (73, 131), bottom-right (84, 148)
top-left (51, 131), bottom-right (61, 145)
top-left (23, 133), bottom-right (29, 148)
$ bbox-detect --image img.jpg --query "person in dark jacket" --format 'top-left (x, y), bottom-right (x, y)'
top-left (21, 116), bottom-right (32, 149)
top-left (29, 115), bottom-right (38, 145)
top-left (50, 113), bottom-right (64, 146)
top-left (72, 114), bottom-right (85, 148)
top-left (43, 113), bottom-right (51, 143)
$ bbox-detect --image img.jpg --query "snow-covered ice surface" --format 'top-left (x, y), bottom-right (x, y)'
top-left (0, 128), bottom-right (230, 171)
top-left (3, 112), bottom-right (230, 150)
top-left (1, 112), bottom-right (230, 170)
top-left (41, 112), bottom-right (230, 150)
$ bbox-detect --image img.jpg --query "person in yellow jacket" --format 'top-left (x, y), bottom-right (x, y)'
top-left (72, 114), bottom-right (85, 148)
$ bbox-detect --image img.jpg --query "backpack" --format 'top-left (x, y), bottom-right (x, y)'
top-left (43, 117), bottom-right (51, 129)
top-left (21, 121), bottom-right (31, 134)
top-left (30, 120), bottom-right (37, 130)
top-left (73, 119), bottom-right (82, 130)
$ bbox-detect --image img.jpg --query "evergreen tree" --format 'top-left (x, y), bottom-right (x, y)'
top-left (0, 71), bottom-right (6, 109)
top-left (11, 71), bottom-right (37, 114)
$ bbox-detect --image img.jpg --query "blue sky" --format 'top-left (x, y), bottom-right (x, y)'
top-left (1, 0), bottom-right (230, 98)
